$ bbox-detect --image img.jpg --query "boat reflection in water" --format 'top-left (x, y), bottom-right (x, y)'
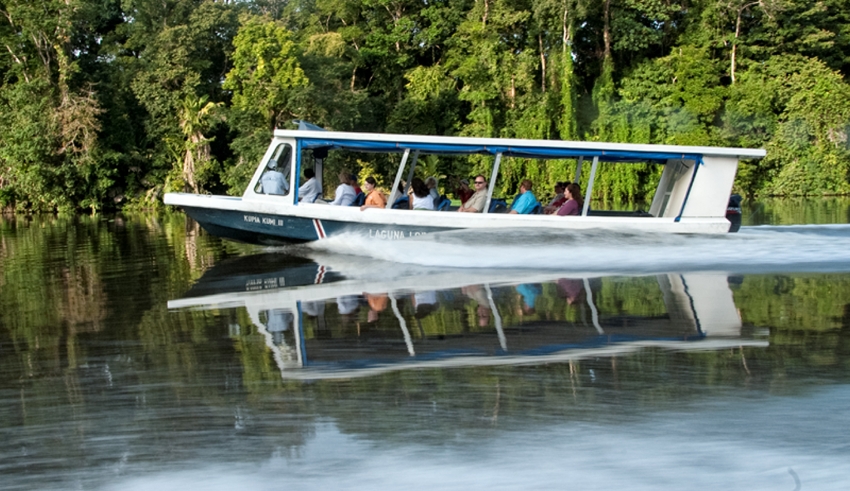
top-left (169, 253), bottom-right (766, 380)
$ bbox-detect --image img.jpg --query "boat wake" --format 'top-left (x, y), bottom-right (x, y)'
top-left (301, 224), bottom-right (850, 274)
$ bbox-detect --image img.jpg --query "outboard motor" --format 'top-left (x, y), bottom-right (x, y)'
top-left (726, 194), bottom-right (743, 233)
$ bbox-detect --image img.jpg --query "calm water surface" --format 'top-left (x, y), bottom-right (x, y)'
top-left (2, 199), bottom-right (850, 490)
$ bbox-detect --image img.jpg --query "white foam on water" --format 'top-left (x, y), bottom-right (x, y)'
top-left (93, 406), bottom-right (849, 491)
top-left (302, 224), bottom-right (850, 273)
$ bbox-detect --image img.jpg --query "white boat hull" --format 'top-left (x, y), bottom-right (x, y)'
top-left (165, 193), bottom-right (732, 244)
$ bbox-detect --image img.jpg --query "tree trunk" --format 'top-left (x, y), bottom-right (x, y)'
top-left (603, 0), bottom-right (611, 61)
top-left (539, 34), bottom-right (546, 92)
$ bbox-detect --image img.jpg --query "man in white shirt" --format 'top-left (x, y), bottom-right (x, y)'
top-left (298, 168), bottom-right (322, 202)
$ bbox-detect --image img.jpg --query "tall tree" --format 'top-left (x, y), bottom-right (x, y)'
top-left (122, 0), bottom-right (238, 196)
top-left (0, 0), bottom-right (107, 211)
top-left (222, 14), bottom-right (308, 192)
top-left (178, 94), bottom-right (222, 193)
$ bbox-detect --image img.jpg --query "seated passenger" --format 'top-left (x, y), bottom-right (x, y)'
top-left (458, 175), bottom-right (488, 213)
top-left (455, 179), bottom-right (473, 205)
top-left (349, 173), bottom-right (362, 195)
top-left (360, 177), bottom-right (387, 211)
top-left (329, 171), bottom-right (356, 206)
top-left (298, 168), bottom-right (322, 203)
top-left (508, 179), bottom-right (539, 214)
top-left (543, 181), bottom-right (569, 214)
top-left (557, 183), bottom-right (584, 216)
top-left (425, 176), bottom-right (440, 202)
top-left (409, 177), bottom-right (435, 210)
top-left (389, 181), bottom-right (408, 209)
top-left (260, 159), bottom-right (288, 195)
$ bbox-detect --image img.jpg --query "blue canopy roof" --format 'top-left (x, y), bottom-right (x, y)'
top-left (297, 138), bottom-right (702, 163)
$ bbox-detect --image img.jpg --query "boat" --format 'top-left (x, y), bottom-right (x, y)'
top-left (164, 122), bottom-right (766, 244)
top-left (169, 253), bottom-right (767, 380)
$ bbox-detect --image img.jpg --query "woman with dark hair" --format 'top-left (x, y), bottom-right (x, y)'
top-left (408, 177), bottom-right (435, 210)
top-left (298, 168), bottom-right (322, 203)
top-left (360, 176), bottom-right (387, 211)
top-left (557, 183), bottom-right (584, 216)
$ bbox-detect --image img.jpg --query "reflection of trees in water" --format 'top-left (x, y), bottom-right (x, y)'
top-left (5, 215), bottom-right (850, 467)
top-left (182, 216), bottom-right (217, 273)
top-left (743, 197), bottom-right (850, 226)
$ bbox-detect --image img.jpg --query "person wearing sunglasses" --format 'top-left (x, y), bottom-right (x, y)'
top-left (458, 175), bottom-right (488, 213)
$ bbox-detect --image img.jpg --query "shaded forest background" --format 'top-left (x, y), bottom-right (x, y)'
top-left (2, 0), bottom-right (850, 212)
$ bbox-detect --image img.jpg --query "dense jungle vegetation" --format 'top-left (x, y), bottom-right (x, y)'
top-left (1, 0), bottom-right (850, 212)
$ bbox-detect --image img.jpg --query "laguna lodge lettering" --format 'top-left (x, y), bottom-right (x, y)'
top-left (369, 229), bottom-right (426, 239)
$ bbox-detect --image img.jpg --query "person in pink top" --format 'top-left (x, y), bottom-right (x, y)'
top-left (557, 183), bottom-right (584, 216)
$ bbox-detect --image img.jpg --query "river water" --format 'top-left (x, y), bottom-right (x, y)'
top-left (2, 199), bottom-right (849, 490)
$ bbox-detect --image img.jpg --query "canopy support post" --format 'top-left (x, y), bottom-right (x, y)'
top-left (387, 148), bottom-right (412, 208)
top-left (294, 302), bottom-right (305, 367)
top-left (583, 278), bottom-right (603, 334)
top-left (315, 158), bottom-right (323, 196)
top-left (581, 156), bottom-right (599, 216)
top-left (485, 284), bottom-right (506, 352)
top-left (483, 152), bottom-right (503, 215)
top-left (405, 150), bottom-right (420, 193)
top-left (574, 156), bottom-right (584, 184)
top-left (390, 293), bottom-right (415, 356)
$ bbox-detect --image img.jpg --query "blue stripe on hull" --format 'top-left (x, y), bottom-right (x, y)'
top-left (182, 206), bottom-right (454, 245)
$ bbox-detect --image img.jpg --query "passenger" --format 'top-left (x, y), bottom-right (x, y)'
top-left (329, 171), bottom-right (356, 206)
top-left (336, 295), bottom-right (360, 327)
top-left (301, 299), bottom-right (325, 317)
top-left (462, 284), bottom-right (491, 327)
top-left (349, 173), bottom-right (362, 195)
top-left (409, 177), bottom-right (435, 210)
top-left (391, 181), bottom-right (409, 209)
top-left (412, 290), bottom-right (438, 319)
top-left (364, 292), bottom-right (388, 323)
top-left (298, 168), bottom-right (322, 203)
top-left (455, 179), bottom-right (474, 205)
top-left (458, 175), bottom-right (488, 213)
top-left (557, 182), bottom-right (584, 216)
top-left (543, 181), bottom-right (569, 214)
top-left (263, 309), bottom-right (292, 346)
top-left (260, 159), bottom-right (288, 195)
top-left (516, 283), bottom-right (542, 314)
top-left (425, 176), bottom-right (440, 202)
top-left (508, 179), bottom-right (539, 214)
top-left (360, 176), bottom-right (387, 211)
top-left (556, 278), bottom-right (585, 305)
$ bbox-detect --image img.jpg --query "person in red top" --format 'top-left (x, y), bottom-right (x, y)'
top-left (455, 179), bottom-right (474, 205)
top-left (349, 173), bottom-right (362, 195)
top-left (543, 181), bottom-right (569, 214)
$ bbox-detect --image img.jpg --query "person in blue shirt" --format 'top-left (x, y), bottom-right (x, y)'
top-left (509, 179), bottom-right (539, 214)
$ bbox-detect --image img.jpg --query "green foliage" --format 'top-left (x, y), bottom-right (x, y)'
top-left (224, 15), bottom-right (308, 130)
top-left (726, 55), bottom-right (850, 196)
top-left (3, 0), bottom-right (850, 209)
top-left (221, 14), bottom-right (309, 191)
